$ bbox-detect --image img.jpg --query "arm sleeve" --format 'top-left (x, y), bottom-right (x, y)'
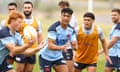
top-left (113, 29), bottom-right (120, 37)
top-left (36, 19), bottom-right (42, 33)
top-left (48, 31), bottom-right (56, 40)
top-left (1, 37), bottom-right (14, 45)
top-left (97, 27), bottom-right (105, 40)
top-left (70, 30), bottom-right (77, 41)
top-left (48, 22), bottom-right (58, 40)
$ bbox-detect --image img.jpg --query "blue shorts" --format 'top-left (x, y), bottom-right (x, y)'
top-left (0, 58), bottom-right (13, 72)
top-left (74, 62), bottom-right (96, 70)
top-left (106, 56), bottom-right (120, 70)
top-left (39, 55), bottom-right (66, 72)
top-left (62, 49), bottom-right (73, 60)
top-left (15, 54), bottom-right (36, 64)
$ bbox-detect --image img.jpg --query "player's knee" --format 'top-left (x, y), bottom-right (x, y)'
top-left (25, 67), bottom-right (33, 72)
top-left (16, 68), bottom-right (24, 72)
top-left (104, 67), bottom-right (113, 72)
top-left (25, 69), bottom-right (33, 72)
top-left (7, 69), bottom-right (15, 72)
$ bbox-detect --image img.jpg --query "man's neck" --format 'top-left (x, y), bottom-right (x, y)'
top-left (60, 22), bottom-right (67, 29)
top-left (25, 16), bottom-right (32, 19)
top-left (85, 27), bottom-right (92, 30)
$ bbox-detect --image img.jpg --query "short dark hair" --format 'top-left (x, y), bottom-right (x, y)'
top-left (8, 2), bottom-right (17, 8)
top-left (83, 12), bottom-right (95, 20)
top-left (61, 8), bottom-right (73, 15)
top-left (24, 1), bottom-right (33, 8)
top-left (58, 1), bottom-right (69, 7)
top-left (112, 8), bottom-right (120, 15)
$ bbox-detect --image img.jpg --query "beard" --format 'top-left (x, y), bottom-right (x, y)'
top-left (113, 19), bottom-right (119, 24)
top-left (24, 11), bottom-right (32, 17)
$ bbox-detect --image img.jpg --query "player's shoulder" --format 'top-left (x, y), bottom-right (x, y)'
top-left (67, 24), bottom-right (76, 34)
top-left (68, 24), bottom-right (75, 31)
top-left (95, 25), bottom-right (103, 34)
top-left (0, 27), bottom-right (11, 38)
top-left (115, 23), bottom-right (120, 30)
top-left (48, 21), bottom-right (60, 32)
top-left (33, 16), bottom-right (41, 25)
top-left (32, 16), bottom-right (39, 22)
top-left (96, 26), bottom-right (102, 31)
top-left (68, 24), bottom-right (74, 29)
top-left (93, 25), bottom-right (101, 30)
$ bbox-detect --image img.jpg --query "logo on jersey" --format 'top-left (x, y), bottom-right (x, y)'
top-left (67, 34), bottom-right (71, 40)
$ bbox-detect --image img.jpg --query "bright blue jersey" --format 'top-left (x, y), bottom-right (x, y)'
top-left (0, 27), bottom-right (23, 64)
top-left (39, 21), bottom-right (76, 61)
top-left (109, 24), bottom-right (120, 57)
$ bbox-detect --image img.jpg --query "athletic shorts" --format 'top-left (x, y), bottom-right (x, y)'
top-left (0, 58), bottom-right (13, 72)
top-left (39, 55), bottom-right (66, 72)
top-left (62, 49), bottom-right (73, 60)
top-left (106, 56), bottom-right (120, 70)
top-left (15, 54), bottom-right (36, 64)
top-left (74, 62), bottom-right (96, 70)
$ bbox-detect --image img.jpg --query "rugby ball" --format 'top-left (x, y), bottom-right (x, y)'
top-left (23, 26), bottom-right (37, 40)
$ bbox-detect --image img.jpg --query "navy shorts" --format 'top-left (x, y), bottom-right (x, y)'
top-left (15, 54), bottom-right (36, 64)
top-left (0, 58), bottom-right (13, 72)
top-left (62, 49), bottom-right (73, 60)
top-left (106, 56), bottom-right (120, 70)
top-left (39, 55), bottom-right (66, 72)
top-left (74, 62), bottom-right (96, 70)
